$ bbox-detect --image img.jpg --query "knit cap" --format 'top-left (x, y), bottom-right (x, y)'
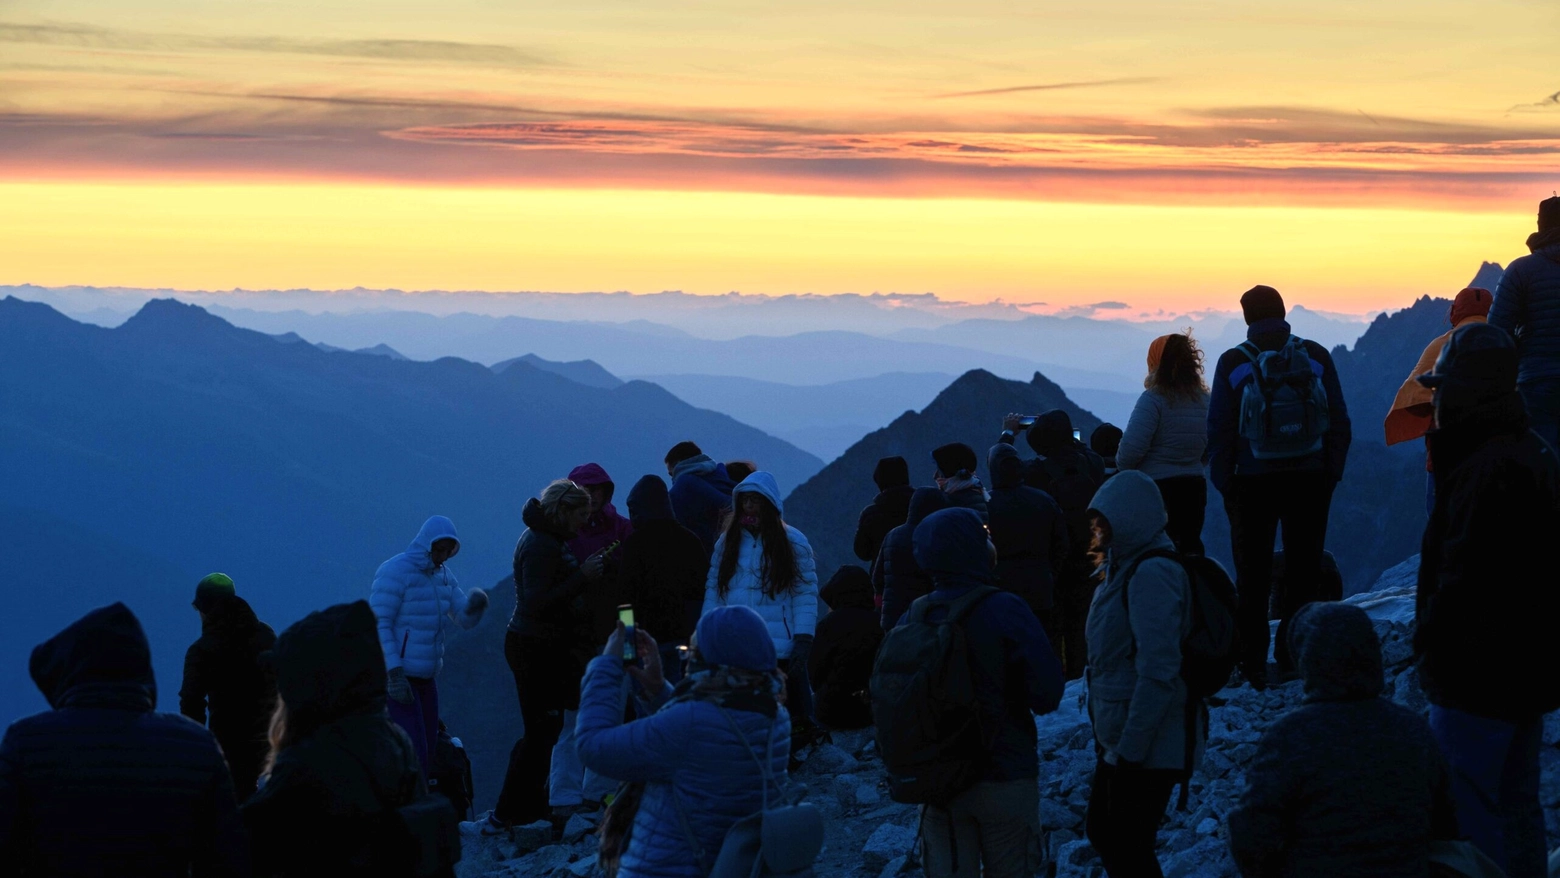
top-left (193, 573), bottom-right (236, 611)
top-left (695, 606), bottom-right (777, 672)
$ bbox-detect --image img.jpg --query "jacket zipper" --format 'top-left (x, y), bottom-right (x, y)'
top-left (400, 631), bottom-right (410, 659)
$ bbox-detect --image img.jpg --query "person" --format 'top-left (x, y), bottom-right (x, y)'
top-left (0, 603), bottom-right (248, 876)
top-left (986, 442), bottom-right (1069, 635)
top-left (1118, 331), bottom-right (1212, 555)
top-left (243, 601), bottom-right (432, 878)
top-left (910, 507), bottom-right (1065, 878)
top-left (665, 441), bottom-right (738, 556)
top-left (1488, 195), bottom-right (1560, 450)
top-left (1090, 424), bottom-right (1123, 478)
top-left (369, 515), bottom-right (487, 774)
top-left (1000, 408), bottom-right (1107, 489)
top-left (576, 607), bottom-right (791, 878)
top-left (619, 474), bottom-right (709, 685)
top-left (1208, 285), bottom-right (1351, 688)
top-left (931, 442), bottom-right (988, 521)
top-left (180, 572), bottom-right (278, 800)
top-left (703, 471), bottom-right (820, 761)
top-left (486, 480), bottom-right (609, 832)
top-left (566, 463), bottom-right (634, 561)
top-left (724, 459), bottom-right (758, 484)
top-left (1083, 471), bottom-right (1202, 878)
top-left (875, 486), bottom-right (948, 630)
top-left (1227, 602), bottom-right (1460, 878)
top-left (807, 566), bottom-right (883, 731)
top-left (853, 455), bottom-right (914, 564)
top-left (1414, 321), bottom-right (1560, 877)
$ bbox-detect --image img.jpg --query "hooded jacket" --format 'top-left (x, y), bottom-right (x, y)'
top-left (369, 516), bottom-right (484, 679)
top-left (1386, 313), bottom-right (1488, 447)
top-left (853, 484), bottom-right (915, 563)
top-left (179, 594), bottom-right (278, 797)
top-left (1116, 387), bottom-right (1210, 480)
top-left (986, 443), bottom-right (1070, 614)
top-left (668, 454), bottom-right (737, 556)
top-left (243, 601), bottom-right (427, 878)
top-left (1008, 410), bottom-right (1105, 560)
top-left (1227, 603), bottom-right (1459, 878)
top-left (808, 566), bottom-right (883, 730)
top-left (511, 498), bottom-right (592, 646)
top-left (0, 603), bottom-right (248, 877)
top-left (620, 475), bottom-right (710, 644)
top-left (873, 486), bottom-right (948, 631)
top-left (1084, 471), bottom-right (1204, 771)
top-left (701, 473), bottom-right (819, 660)
top-left (566, 463), bottom-right (635, 561)
top-left (1489, 228), bottom-right (1560, 384)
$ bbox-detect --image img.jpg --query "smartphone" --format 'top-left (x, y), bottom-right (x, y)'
top-left (1017, 416), bottom-right (1037, 429)
top-left (1072, 428), bottom-right (1082, 442)
top-left (617, 604), bottom-right (637, 662)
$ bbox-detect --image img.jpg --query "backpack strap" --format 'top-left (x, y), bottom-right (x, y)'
top-left (1236, 341), bottom-right (1261, 364)
top-left (1117, 547), bottom-right (1182, 659)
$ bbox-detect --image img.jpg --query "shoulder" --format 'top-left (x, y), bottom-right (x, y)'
top-left (783, 525), bottom-right (813, 551)
top-left (372, 554), bottom-right (412, 582)
top-left (1126, 553), bottom-right (1187, 588)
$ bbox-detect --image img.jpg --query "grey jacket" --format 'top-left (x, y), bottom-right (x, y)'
top-left (1117, 388), bottom-right (1209, 481)
top-left (1084, 470), bottom-right (1203, 770)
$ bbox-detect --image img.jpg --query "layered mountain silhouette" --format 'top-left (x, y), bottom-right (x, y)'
top-left (492, 353), bottom-right (624, 389)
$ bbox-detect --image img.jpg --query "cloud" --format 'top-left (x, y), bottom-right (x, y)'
top-left (1509, 90), bottom-right (1560, 113)
top-left (934, 78), bottom-right (1157, 99)
top-left (1052, 300), bottom-right (1133, 317)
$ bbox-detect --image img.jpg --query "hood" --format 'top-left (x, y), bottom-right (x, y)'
top-left (201, 593), bottom-right (264, 640)
top-left (1287, 602), bottom-right (1383, 702)
top-left (912, 507), bottom-right (994, 584)
top-left (1526, 226), bottom-right (1560, 256)
top-left (521, 496), bottom-right (566, 538)
top-left (820, 565), bottom-right (874, 610)
top-left (671, 453), bottom-right (719, 481)
top-left (1087, 470), bottom-right (1167, 558)
top-left (733, 471), bottom-right (784, 517)
top-left (904, 486), bottom-right (948, 532)
top-left (988, 442), bottom-right (1025, 490)
top-left (406, 515), bottom-right (459, 569)
top-left (626, 474), bottom-right (674, 524)
top-left (873, 456), bottom-right (910, 491)
top-left (1246, 317), bottom-right (1292, 343)
top-left (30, 602), bottom-right (156, 710)
top-left (568, 463), bottom-right (616, 504)
top-left (1027, 409), bottom-right (1075, 456)
top-left (273, 601), bottom-right (387, 737)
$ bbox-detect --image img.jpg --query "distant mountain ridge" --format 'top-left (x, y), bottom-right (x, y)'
top-left (493, 353), bottom-right (623, 389)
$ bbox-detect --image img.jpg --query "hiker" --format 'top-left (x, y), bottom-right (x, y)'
top-left (619, 474), bottom-right (710, 685)
top-left (369, 515), bottom-right (487, 773)
top-left (577, 607), bottom-right (791, 878)
top-left (702, 471), bottom-right (821, 761)
top-left (1208, 285), bottom-right (1350, 688)
top-left (904, 507), bottom-right (1065, 878)
top-left (1415, 321), bottom-right (1560, 877)
top-left (931, 442), bottom-right (988, 521)
top-left (566, 463), bottom-right (634, 561)
top-left (1227, 602), bottom-right (1460, 878)
top-left (1003, 408), bottom-right (1107, 489)
top-left (807, 566), bottom-right (883, 731)
top-left (245, 601), bottom-right (446, 878)
top-left (665, 441), bottom-right (737, 555)
top-left (853, 455), bottom-right (914, 563)
top-left (987, 442), bottom-right (1070, 633)
top-left (1083, 471), bottom-right (1203, 878)
top-left (485, 480), bottom-right (609, 832)
top-left (1091, 423), bottom-right (1123, 478)
top-left (0, 603), bottom-right (248, 876)
top-left (1488, 195), bottom-right (1560, 450)
top-left (725, 459), bottom-right (758, 484)
top-left (874, 486), bottom-right (948, 630)
top-left (1118, 331), bottom-right (1212, 555)
top-left (180, 572), bottom-right (278, 800)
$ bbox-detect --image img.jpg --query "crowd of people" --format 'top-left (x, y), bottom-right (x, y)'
top-left (2, 197), bottom-right (1558, 877)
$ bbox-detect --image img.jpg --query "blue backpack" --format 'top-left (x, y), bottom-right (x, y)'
top-left (1237, 335), bottom-right (1330, 460)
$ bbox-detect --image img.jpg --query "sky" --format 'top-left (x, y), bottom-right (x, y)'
top-left (2, 0), bottom-right (1558, 313)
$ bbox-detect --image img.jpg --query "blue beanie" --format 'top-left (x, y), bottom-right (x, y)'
top-left (695, 606), bottom-right (777, 672)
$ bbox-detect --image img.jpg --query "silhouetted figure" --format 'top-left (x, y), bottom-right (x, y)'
top-left (931, 442), bottom-right (988, 521)
top-left (807, 566), bottom-right (882, 731)
top-left (724, 459), bottom-right (758, 484)
top-left (853, 456), bottom-right (914, 563)
top-left (565, 463), bottom-right (634, 561)
top-left (1488, 195), bottom-right (1560, 450)
top-left (665, 441), bottom-right (737, 556)
top-left (1118, 331), bottom-right (1211, 555)
top-left (1090, 423), bottom-right (1123, 478)
top-left (987, 442), bottom-right (1069, 637)
top-left (874, 486), bottom-right (948, 631)
top-left (619, 474), bottom-right (709, 684)
top-left (0, 603), bottom-right (248, 876)
top-left (180, 572), bottom-right (278, 800)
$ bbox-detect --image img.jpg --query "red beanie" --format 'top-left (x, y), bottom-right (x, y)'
top-left (1449, 287), bottom-right (1493, 327)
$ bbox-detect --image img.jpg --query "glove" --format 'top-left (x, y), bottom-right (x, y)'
top-left (789, 634), bottom-right (814, 668)
top-left (386, 666), bottom-right (414, 705)
top-left (465, 587), bottom-right (489, 616)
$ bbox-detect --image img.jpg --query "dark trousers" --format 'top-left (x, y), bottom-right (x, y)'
top-left (494, 632), bottom-right (568, 825)
top-left (1155, 475), bottom-right (1207, 555)
top-left (1518, 377), bottom-right (1560, 453)
top-left (784, 656), bottom-right (817, 752)
top-left (1224, 472), bottom-right (1335, 677)
top-left (1429, 706), bottom-right (1546, 878)
top-left (1085, 759), bottom-right (1180, 878)
top-left (1055, 563), bottom-right (1095, 680)
top-left (387, 676), bottom-right (439, 774)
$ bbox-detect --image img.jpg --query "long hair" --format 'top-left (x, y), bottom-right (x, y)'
top-left (1146, 331), bottom-right (1208, 400)
top-left (715, 493), bottom-right (800, 601)
top-left (1089, 514), bottom-right (1110, 582)
top-left (261, 698), bottom-right (294, 779)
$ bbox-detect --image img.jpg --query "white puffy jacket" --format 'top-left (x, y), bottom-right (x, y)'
top-left (370, 516), bottom-right (484, 678)
top-left (701, 473), bottom-right (819, 659)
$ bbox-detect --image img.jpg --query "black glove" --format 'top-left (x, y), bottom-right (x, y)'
top-left (789, 634), bottom-right (814, 668)
top-left (386, 667), bottom-right (414, 705)
top-left (465, 587), bottom-right (489, 616)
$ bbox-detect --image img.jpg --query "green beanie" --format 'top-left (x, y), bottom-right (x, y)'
top-left (193, 572), bottom-right (236, 611)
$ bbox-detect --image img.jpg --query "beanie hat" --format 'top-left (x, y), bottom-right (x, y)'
top-left (1146, 334), bottom-right (1173, 373)
top-left (193, 572), bottom-right (236, 611)
top-left (1448, 287), bottom-right (1493, 328)
top-left (1539, 196), bottom-right (1560, 232)
top-left (931, 442), bottom-right (978, 477)
top-left (873, 456), bottom-right (910, 491)
top-left (1240, 285), bottom-right (1286, 325)
top-left (695, 606), bottom-right (777, 672)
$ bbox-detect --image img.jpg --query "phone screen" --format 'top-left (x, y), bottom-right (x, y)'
top-left (1072, 428), bottom-right (1082, 442)
top-left (1018, 416), bottom-right (1036, 428)
top-left (617, 605), bottom-right (637, 662)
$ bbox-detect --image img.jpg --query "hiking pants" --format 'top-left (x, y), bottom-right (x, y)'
top-left (1428, 706), bottom-right (1546, 878)
top-left (1085, 759), bottom-right (1180, 878)
top-left (783, 655), bottom-right (817, 753)
top-left (387, 675), bottom-right (439, 775)
top-left (1155, 475), bottom-right (1207, 556)
top-left (920, 778), bottom-right (1042, 878)
top-left (494, 632), bottom-right (569, 825)
top-left (1518, 377), bottom-right (1560, 453)
top-left (1224, 473), bottom-right (1335, 677)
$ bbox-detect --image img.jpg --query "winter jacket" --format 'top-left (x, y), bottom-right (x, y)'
top-left (621, 475), bottom-right (710, 644)
top-left (1117, 387), bottom-right (1210, 480)
top-left (808, 567), bottom-right (883, 731)
top-left (874, 487), bottom-right (948, 631)
top-left (1385, 316), bottom-right (1486, 447)
top-left (575, 656), bottom-right (790, 878)
top-left (987, 443), bottom-right (1069, 614)
top-left (1228, 602), bottom-right (1459, 878)
top-left (0, 603), bottom-right (248, 878)
top-left (1416, 393), bottom-right (1560, 721)
top-left (853, 485), bottom-right (914, 563)
top-left (1084, 471), bottom-right (1204, 771)
top-left (1011, 409), bottom-right (1108, 488)
top-left (566, 463), bottom-right (635, 561)
top-left (909, 508), bottom-right (1065, 781)
top-left (511, 498), bottom-right (599, 693)
top-left (244, 601), bottom-right (428, 878)
top-left (669, 454), bottom-right (737, 556)
top-left (1007, 409), bottom-right (1105, 560)
top-left (1489, 228), bottom-right (1560, 384)
top-left (369, 516), bottom-right (484, 678)
top-left (180, 594), bottom-right (278, 798)
top-left (1207, 319), bottom-right (1352, 493)
top-left (701, 473), bottom-right (819, 661)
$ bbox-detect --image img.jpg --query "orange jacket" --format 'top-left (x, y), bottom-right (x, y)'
top-left (1384, 316), bottom-right (1486, 446)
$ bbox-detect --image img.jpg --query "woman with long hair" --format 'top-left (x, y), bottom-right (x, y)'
top-left (701, 472), bottom-right (820, 760)
top-left (1116, 331), bottom-right (1211, 554)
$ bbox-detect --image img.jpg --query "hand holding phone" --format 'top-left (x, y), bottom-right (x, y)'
top-left (617, 604), bottom-right (637, 663)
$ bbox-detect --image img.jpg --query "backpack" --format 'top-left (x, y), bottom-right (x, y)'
top-left (1237, 335), bottom-right (1331, 460)
top-left (1034, 450), bottom-right (1102, 558)
top-left (428, 723), bottom-right (474, 819)
top-left (869, 586), bottom-right (1000, 806)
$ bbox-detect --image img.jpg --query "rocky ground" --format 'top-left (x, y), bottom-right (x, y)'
top-left (459, 555), bottom-right (1560, 877)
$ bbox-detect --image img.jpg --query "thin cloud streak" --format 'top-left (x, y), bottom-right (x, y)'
top-left (935, 78), bottom-right (1158, 99)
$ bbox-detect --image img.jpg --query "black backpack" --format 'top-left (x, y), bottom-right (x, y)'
top-left (1034, 449), bottom-right (1102, 558)
top-left (869, 586), bottom-right (999, 806)
top-left (428, 723), bottom-right (474, 820)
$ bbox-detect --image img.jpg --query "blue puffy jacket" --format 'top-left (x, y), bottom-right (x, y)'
top-left (1489, 229), bottom-right (1560, 384)
top-left (369, 516), bottom-right (484, 679)
top-left (668, 455), bottom-right (737, 556)
top-left (575, 656), bottom-right (790, 878)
